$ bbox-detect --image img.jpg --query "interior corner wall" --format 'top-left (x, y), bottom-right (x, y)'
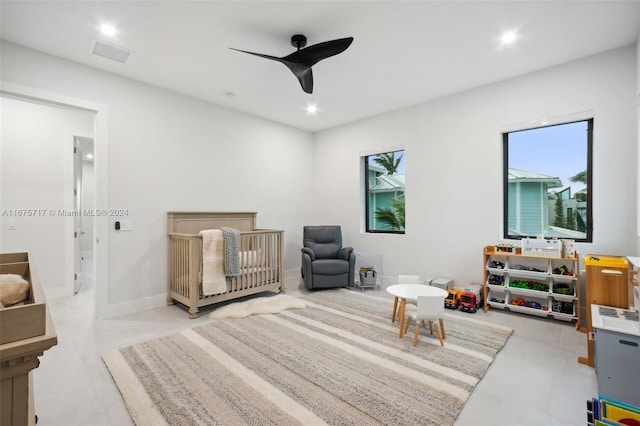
top-left (0, 41), bottom-right (314, 314)
top-left (314, 45), bottom-right (638, 287)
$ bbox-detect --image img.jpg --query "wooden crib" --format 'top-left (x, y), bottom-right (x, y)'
top-left (167, 211), bottom-right (284, 318)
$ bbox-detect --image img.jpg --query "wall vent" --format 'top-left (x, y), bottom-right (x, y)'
top-left (92, 40), bottom-right (132, 64)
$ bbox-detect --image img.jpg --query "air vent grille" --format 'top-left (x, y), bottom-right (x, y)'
top-left (92, 40), bottom-right (132, 64)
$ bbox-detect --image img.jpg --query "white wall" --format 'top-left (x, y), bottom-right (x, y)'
top-left (1, 41), bottom-right (314, 314)
top-left (0, 96), bottom-right (94, 290)
top-left (2, 40), bottom-right (637, 312)
top-left (314, 45), bottom-right (638, 287)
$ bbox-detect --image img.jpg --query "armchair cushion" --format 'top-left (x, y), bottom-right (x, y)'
top-left (303, 226), bottom-right (342, 259)
top-left (312, 259), bottom-right (351, 275)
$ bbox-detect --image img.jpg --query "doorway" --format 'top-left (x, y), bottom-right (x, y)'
top-left (73, 136), bottom-right (95, 294)
top-left (1, 83), bottom-right (108, 318)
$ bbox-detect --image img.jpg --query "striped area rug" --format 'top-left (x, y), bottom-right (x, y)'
top-left (103, 289), bottom-right (512, 426)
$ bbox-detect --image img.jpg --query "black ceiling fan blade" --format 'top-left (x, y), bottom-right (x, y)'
top-left (231, 47), bottom-right (313, 92)
top-left (228, 47), bottom-right (283, 63)
top-left (283, 37), bottom-right (353, 68)
top-left (273, 61), bottom-right (313, 93)
top-left (298, 68), bottom-right (313, 94)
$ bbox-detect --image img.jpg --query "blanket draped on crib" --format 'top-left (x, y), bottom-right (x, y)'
top-left (199, 228), bottom-right (242, 296)
top-left (199, 229), bottom-right (227, 295)
top-left (220, 227), bottom-right (240, 276)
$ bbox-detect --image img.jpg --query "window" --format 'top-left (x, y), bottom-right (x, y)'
top-left (503, 119), bottom-right (593, 242)
top-left (365, 150), bottom-right (405, 233)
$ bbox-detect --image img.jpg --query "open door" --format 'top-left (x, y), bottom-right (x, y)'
top-left (73, 137), bottom-right (83, 293)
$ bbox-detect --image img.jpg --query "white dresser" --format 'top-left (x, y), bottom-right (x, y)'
top-left (591, 304), bottom-right (640, 407)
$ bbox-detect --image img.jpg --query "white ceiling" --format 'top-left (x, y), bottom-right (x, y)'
top-left (1, 1), bottom-right (639, 132)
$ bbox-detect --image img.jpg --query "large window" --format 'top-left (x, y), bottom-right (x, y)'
top-left (503, 119), bottom-right (593, 242)
top-left (365, 150), bottom-right (405, 233)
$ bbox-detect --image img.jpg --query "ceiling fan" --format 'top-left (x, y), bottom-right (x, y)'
top-left (230, 34), bottom-right (354, 94)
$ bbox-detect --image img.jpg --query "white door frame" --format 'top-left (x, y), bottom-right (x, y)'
top-left (1, 81), bottom-right (110, 318)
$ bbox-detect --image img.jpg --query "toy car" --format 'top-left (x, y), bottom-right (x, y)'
top-left (444, 289), bottom-right (462, 309)
top-left (458, 284), bottom-right (483, 313)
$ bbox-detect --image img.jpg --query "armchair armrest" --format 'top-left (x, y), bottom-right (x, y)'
top-left (301, 247), bottom-right (316, 261)
top-left (338, 247), bottom-right (353, 260)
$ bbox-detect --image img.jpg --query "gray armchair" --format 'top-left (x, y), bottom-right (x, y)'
top-left (301, 226), bottom-right (356, 290)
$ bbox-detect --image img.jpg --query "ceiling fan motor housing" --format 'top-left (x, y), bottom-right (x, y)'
top-left (291, 34), bottom-right (307, 50)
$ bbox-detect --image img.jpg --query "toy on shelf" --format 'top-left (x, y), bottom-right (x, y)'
top-left (509, 279), bottom-right (549, 292)
top-left (551, 299), bottom-right (573, 314)
top-left (521, 237), bottom-right (562, 258)
top-left (552, 283), bottom-right (574, 296)
top-left (509, 297), bottom-right (548, 311)
top-left (495, 243), bottom-right (516, 253)
top-left (488, 274), bottom-right (505, 286)
top-left (488, 260), bottom-right (505, 269)
top-left (552, 265), bottom-right (573, 276)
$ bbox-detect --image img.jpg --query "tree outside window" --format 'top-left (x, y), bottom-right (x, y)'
top-left (365, 150), bottom-right (405, 233)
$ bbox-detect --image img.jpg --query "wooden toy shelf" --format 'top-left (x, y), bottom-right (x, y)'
top-left (482, 245), bottom-right (580, 323)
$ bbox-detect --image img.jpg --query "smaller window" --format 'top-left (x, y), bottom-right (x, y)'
top-left (364, 150), bottom-right (405, 233)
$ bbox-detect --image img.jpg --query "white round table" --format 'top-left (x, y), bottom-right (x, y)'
top-left (386, 284), bottom-right (448, 338)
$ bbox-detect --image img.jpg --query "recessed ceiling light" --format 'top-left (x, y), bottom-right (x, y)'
top-left (306, 104), bottom-right (318, 115)
top-left (500, 31), bottom-right (518, 45)
top-left (100, 24), bottom-right (117, 37)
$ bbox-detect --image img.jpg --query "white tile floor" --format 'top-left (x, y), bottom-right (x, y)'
top-left (33, 263), bottom-right (596, 425)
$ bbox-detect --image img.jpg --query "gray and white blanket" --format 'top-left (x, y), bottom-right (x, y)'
top-left (220, 227), bottom-right (240, 276)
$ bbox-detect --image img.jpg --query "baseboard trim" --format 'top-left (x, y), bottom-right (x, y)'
top-left (97, 268), bottom-right (302, 319)
top-left (44, 286), bottom-right (72, 300)
top-left (98, 293), bottom-right (167, 319)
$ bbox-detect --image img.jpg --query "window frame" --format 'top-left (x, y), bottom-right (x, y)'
top-left (364, 149), bottom-right (405, 234)
top-left (502, 118), bottom-right (593, 243)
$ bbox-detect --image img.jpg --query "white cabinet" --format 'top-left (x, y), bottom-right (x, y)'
top-left (483, 245), bottom-right (580, 322)
top-left (592, 304), bottom-right (640, 407)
